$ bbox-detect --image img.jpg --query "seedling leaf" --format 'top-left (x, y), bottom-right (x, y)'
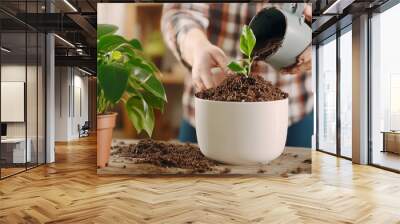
top-left (227, 61), bottom-right (246, 75)
top-left (239, 25), bottom-right (256, 57)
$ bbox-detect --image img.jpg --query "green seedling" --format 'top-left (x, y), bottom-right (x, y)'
top-left (227, 25), bottom-right (257, 77)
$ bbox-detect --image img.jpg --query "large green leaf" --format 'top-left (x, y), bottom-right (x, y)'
top-left (119, 45), bottom-right (137, 59)
top-left (126, 78), bottom-right (143, 94)
top-left (144, 106), bottom-right (155, 137)
top-left (98, 35), bottom-right (144, 54)
top-left (126, 96), bottom-right (155, 136)
top-left (142, 91), bottom-right (165, 111)
top-left (97, 24), bottom-right (118, 39)
top-left (240, 25), bottom-right (256, 57)
top-left (127, 58), bottom-right (154, 74)
top-left (129, 39), bottom-right (143, 51)
top-left (126, 96), bottom-right (144, 133)
top-left (126, 78), bottom-right (165, 112)
top-left (132, 69), bottom-right (167, 102)
top-left (98, 63), bottom-right (129, 103)
top-left (98, 35), bottom-right (128, 53)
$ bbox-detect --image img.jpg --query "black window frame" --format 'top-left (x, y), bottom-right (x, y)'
top-left (315, 23), bottom-right (353, 161)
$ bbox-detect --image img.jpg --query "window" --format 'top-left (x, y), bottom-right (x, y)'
top-left (317, 36), bottom-right (337, 154)
top-left (316, 25), bottom-right (353, 159)
top-left (339, 27), bottom-right (352, 158)
top-left (370, 2), bottom-right (400, 171)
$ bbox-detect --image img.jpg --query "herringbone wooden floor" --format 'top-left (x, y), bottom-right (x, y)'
top-left (0, 135), bottom-right (400, 224)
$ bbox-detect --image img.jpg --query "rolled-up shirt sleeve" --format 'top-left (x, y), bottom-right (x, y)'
top-left (161, 3), bottom-right (209, 69)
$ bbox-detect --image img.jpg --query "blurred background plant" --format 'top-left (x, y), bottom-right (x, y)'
top-left (97, 24), bottom-right (167, 136)
top-left (98, 4), bottom-right (187, 140)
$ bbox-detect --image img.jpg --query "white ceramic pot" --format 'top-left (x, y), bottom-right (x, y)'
top-left (195, 97), bottom-right (288, 165)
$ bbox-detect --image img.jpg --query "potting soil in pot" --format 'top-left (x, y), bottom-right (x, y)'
top-left (111, 139), bottom-right (218, 172)
top-left (195, 74), bottom-right (288, 102)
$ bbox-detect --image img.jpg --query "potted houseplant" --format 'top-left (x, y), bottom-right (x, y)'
top-left (97, 24), bottom-right (167, 168)
top-left (195, 25), bottom-right (289, 165)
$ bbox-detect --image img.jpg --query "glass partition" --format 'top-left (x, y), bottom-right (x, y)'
top-left (1, 30), bottom-right (28, 177)
top-left (0, 1), bottom-right (46, 179)
top-left (38, 32), bottom-right (45, 165)
top-left (27, 31), bottom-right (38, 169)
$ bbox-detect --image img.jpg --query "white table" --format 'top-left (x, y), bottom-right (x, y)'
top-left (1, 138), bottom-right (31, 163)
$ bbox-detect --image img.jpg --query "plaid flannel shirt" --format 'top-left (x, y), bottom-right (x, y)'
top-left (161, 3), bottom-right (313, 127)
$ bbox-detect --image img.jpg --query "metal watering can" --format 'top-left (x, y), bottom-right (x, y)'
top-left (249, 3), bottom-right (312, 69)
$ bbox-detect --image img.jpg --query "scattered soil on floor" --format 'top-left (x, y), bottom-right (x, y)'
top-left (253, 38), bottom-right (283, 61)
top-left (257, 169), bottom-right (266, 174)
top-left (195, 75), bottom-right (288, 102)
top-left (220, 167), bottom-right (231, 174)
top-left (303, 159), bottom-right (312, 164)
top-left (290, 167), bottom-right (303, 174)
top-left (111, 139), bottom-right (218, 173)
top-left (280, 172), bottom-right (289, 178)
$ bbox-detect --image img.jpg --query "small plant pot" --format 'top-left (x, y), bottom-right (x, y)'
top-left (97, 112), bottom-right (117, 168)
top-left (195, 97), bottom-right (288, 165)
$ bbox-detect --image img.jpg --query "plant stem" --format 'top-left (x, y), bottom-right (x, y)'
top-left (247, 55), bottom-right (253, 77)
top-left (97, 90), bottom-right (113, 114)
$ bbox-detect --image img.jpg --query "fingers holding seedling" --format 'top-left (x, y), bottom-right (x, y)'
top-left (192, 43), bottom-right (230, 91)
top-left (193, 25), bottom-right (260, 90)
top-left (193, 76), bottom-right (206, 92)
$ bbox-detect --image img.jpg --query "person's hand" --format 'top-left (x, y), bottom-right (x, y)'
top-left (279, 45), bottom-right (311, 75)
top-left (303, 4), bottom-right (312, 22)
top-left (191, 42), bottom-right (229, 91)
top-left (180, 28), bottom-right (228, 91)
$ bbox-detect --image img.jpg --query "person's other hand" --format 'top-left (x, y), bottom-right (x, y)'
top-left (277, 4), bottom-right (312, 75)
top-left (279, 45), bottom-right (311, 75)
top-left (303, 4), bottom-right (312, 22)
top-left (191, 42), bottom-right (228, 91)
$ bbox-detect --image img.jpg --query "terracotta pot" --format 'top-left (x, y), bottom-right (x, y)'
top-left (97, 112), bottom-right (117, 168)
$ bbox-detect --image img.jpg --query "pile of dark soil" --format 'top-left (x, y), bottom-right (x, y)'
top-left (253, 38), bottom-right (283, 61)
top-left (111, 139), bottom-right (218, 173)
top-left (195, 74), bottom-right (288, 102)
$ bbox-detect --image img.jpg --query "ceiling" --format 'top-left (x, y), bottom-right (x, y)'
top-left (0, 0), bottom-right (395, 74)
top-left (311, 0), bottom-right (391, 43)
top-left (0, 0), bottom-right (97, 74)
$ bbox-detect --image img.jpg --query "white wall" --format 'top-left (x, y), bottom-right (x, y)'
top-left (1, 63), bottom-right (46, 164)
top-left (1, 65), bottom-right (36, 138)
top-left (54, 67), bottom-right (89, 141)
top-left (55, 66), bottom-right (69, 141)
top-left (71, 73), bottom-right (89, 138)
top-left (97, 3), bottom-right (137, 39)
